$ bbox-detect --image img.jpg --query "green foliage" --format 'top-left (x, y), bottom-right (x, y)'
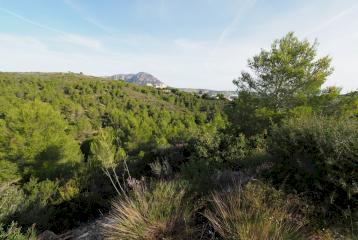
top-left (226, 90), bottom-right (282, 136)
top-left (220, 133), bottom-right (248, 167)
top-left (0, 222), bottom-right (37, 240)
top-left (13, 178), bottom-right (59, 228)
top-left (228, 33), bottom-right (344, 136)
top-left (0, 72), bottom-right (225, 158)
top-left (0, 72), bottom-right (225, 232)
top-left (234, 32), bottom-right (333, 111)
top-left (89, 129), bottom-right (118, 169)
top-left (187, 132), bottom-right (258, 170)
top-left (0, 160), bottom-right (19, 183)
top-left (1, 178), bottom-right (70, 231)
top-left (0, 185), bottom-right (25, 223)
top-left (0, 100), bottom-right (82, 180)
top-left (58, 179), bottom-right (80, 201)
top-left (180, 159), bottom-right (214, 195)
top-left (187, 132), bottom-right (221, 163)
top-left (310, 87), bottom-right (358, 118)
top-left (268, 115), bottom-right (358, 215)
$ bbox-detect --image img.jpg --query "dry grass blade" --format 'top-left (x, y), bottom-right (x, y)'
top-left (102, 181), bottom-right (195, 240)
top-left (204, 181), bottom-right (306, 240)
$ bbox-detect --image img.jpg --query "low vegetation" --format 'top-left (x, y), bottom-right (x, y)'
top-left (0, 222), bottom-right (37, 240)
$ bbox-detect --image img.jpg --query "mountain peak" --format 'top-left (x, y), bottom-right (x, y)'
top-left (107, 72), bottom-right (167, 88)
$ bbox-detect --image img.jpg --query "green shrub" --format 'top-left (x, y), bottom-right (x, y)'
top-left (187, 132), bottom-right (221, 163)
top-left (0, 185), bottom-right (25, 223)
top-left (180, 159), bottom-right (215, 195)
top-left (12, 178), bottom-right (59, 228)
top-left (0, 100), bottom-right (82, 180)
top-left (187, 132), bottom-right (250, 169)
top-left (0, 160), bottom-right (20, 184)
top-left (268, 116), bottom-right (358, 215)
top-left (0, 222), bottom-right (37, 240)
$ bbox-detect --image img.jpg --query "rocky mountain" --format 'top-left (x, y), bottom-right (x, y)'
top-left (107, 72), bottom-right (167, 88)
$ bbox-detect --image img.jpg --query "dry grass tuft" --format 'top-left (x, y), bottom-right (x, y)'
top-left (102, 180), bottom-right (195, 240)
top-left (205, 181), bottom-right (306, 240)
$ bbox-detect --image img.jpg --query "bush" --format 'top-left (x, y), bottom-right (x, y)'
top-left (0, 185), bottom-right (25, 223)
top-left (102, 180), bottom-right (196, 240)
top-left (0, 100), bottom-right (82, 181)
top-left (12, 178), bottom-right (59, 228)
top-left (0, 160), bottom-right (20, 183)
top-left (205, 181), bottom-right (306, 240)
top-left (187, 132), bottom-right (250, 169)
top-left (180, 159), bottom-right (215, 195)
top-left (0, 222), bottom-right (37, 240)
top-left (268, 116), bottom-right (358, 216)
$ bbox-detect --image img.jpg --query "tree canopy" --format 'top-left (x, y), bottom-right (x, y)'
top-left (233, 32), bottom-right (333, 111)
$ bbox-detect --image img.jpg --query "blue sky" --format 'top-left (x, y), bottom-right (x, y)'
top-left (0, 0), bottom-right (357, 91)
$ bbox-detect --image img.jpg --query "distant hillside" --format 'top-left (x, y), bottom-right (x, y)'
top-left (107, 72), bottom-right (167, 88)
top-left (106, 72), bottom-right (237, 98)
top-left (179, 88), bottom-right (237, 99)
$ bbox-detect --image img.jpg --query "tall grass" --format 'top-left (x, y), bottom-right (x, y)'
top-left (205, 181), bottom-right (305, 240)
top-left (102, 180), bottom-right (195, 240)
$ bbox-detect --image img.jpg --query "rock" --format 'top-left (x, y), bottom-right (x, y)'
top-left (38, 230), bottom-right (59, 240)
top-left (107, 72), bottom-right (167, 88)
top-left (61, 217), bottom-right (107, 240)
top-left (39, 217), bottom-right (107, 240)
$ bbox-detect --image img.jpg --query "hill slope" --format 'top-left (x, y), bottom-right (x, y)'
top-left (0, 71), bottom-right (227, 232)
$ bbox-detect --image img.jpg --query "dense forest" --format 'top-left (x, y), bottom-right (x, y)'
top-left (0, 33), bottom-right (357, 239)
